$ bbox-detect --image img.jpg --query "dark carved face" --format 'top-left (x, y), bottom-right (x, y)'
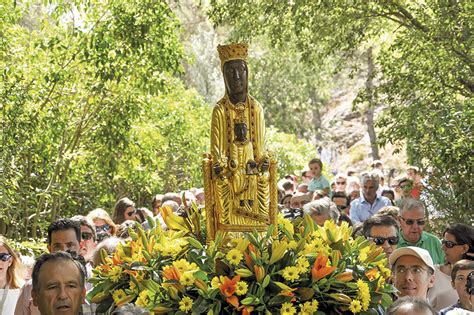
top-left (223, 60), bottom-right (248, 97)
top-left (234, 122), bottom-right (247, 142)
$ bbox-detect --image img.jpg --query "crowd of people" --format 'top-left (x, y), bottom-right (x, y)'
top-left (0, 158), bottom-right (472, 315)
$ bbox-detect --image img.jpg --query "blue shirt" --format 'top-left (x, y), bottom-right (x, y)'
top-left (349, 195), bottom-right (392, 224)
top-left (308, 175), bottom-right (330, 192)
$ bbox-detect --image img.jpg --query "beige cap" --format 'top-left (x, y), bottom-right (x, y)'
top-left (389, 246), bottom-right (435, 272)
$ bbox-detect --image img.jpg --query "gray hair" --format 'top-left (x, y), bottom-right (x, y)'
top-left (361, 171), bottom-right (380, 188)
top-left (387, 296), bottom-right (436, 315)
top-left (303, 197), bottom-right (332, 216)
top-left (71, 215), bottom-right (97, 241)
top-left (399, 198), bottom-right (425, 216)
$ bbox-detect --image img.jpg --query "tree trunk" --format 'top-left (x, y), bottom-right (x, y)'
top-left (365, 46), bottom-right (380, 160)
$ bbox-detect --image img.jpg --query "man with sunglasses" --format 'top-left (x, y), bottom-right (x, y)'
top-left (15, 219), bottom-right (94, 315)
top-left (71, 215), bottom-right (97, 291)
top-left (397, 198), bottom-right (445, 265)
top-left (363, 214), bottom-right (399, 260)
top-left (331, 191), bottom-right (350, 215)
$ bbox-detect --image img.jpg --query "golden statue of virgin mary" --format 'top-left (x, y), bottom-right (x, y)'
top-left (203, 43), bottom-right (278, 240)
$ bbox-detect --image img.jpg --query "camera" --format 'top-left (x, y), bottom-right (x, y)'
top-left (467, 270), bottom-right (474, 295)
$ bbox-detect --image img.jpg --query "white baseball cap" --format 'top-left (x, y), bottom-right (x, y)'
top-left (389, 246), bottom-right (435, 272)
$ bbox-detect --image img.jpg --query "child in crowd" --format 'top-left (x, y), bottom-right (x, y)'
top-left (307, 158), bottom-right (330, 197)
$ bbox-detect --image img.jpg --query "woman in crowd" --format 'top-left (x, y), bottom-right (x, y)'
top-left (113, 197), bottom-right (138, 225)
top-left (87, 208), bottom-right (117, 242)
top-left (0, 236), bottom-right (24, 315)
top-left (428, 223), bottom-right (474, 311)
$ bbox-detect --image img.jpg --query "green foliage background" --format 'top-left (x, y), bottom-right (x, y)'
top-left (209, 0), bottom-right (473, 223)
top-left (0, 0), bottom-right (317, 240)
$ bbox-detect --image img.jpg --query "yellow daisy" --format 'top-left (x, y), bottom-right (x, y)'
top-left (296, 256), bottom-right (310, 273)
top-left (357, 279), bottom-right (370, 310)
top-left (300, 299), bottom-right (319, 313)
top-left (109, 266), bottom-right (122, 283)
top-left (282, 266), bottom-right (300, 282)
top-left (226, 249), bottom-right (243, 265)
top-left (135, 289), bottom-right (150, 308)
top-left (180, 272), bottom-right (195, 286)
top-left (179, 296), bottom-right (193, 312)
top-left (211, 276), bottom-right (221, 289)
top-left (236, 281), bottom-right (248, 295)
top-left (280, 302), bottom-right (297, 315)
top-left (349, 299), bottom-right (362, 313)
top-left (112, 289), bottom-right (127, 305)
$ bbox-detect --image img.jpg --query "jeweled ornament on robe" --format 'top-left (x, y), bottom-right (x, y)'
top-left (203, 43), bottom-right (278, 240)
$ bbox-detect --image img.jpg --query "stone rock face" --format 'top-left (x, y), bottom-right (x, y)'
top-left (317, 81), bottom-right (407, 179)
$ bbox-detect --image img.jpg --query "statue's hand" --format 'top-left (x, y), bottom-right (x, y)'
top-left (260, 158), bottom-right (270, 172)
top-left (213, 163), bottom-right (222, 175)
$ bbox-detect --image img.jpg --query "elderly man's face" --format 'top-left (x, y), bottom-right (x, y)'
top-left (362, 180), bottom-right (378, 201)
top-left (310, 212), bottom-right (330, 227)
top-left (392, 304), bottom-right (434, 315)
top-left (399, 208), bottom-right (425, 244)
top-left (32, 259), bottom-right (85, 315)
top-left (368, 225), bottom-right (398, 259)
top-left (393, 255), bottom-right (434, 299)
top-left (224, 60), bottom-right (248, 96)
top-left (79, 225), bottom-right (96, 262)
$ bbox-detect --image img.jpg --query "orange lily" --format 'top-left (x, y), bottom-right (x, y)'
top-left (162, 266), bottom-right (180, 281)
top-left (219, 275), bottom-right (241, 309)
top-left (242, 306), bottom-right (254, 315)
top-left (279, 289), bottom-right (297, 302)
top-left (335, 271), bottom-right (353, 282)
top-left (219, 275), bottom-right (240, 297)
top-left (311, 255), bottom-right (336, 282)
top-left (365, 267), bottom-right (379, 282)
top-left (254, 265), bottom-right (265, 283)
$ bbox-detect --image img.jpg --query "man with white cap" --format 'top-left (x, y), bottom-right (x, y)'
top-left (390, 246), bottom-right (436, 300)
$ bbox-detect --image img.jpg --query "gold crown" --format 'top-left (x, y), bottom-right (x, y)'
top-left (217, 43), bottom-right (248, 69)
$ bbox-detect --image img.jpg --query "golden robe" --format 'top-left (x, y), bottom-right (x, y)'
top-left (210, 94), bottom-right (270, 230)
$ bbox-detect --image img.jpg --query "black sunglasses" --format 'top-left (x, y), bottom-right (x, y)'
top-left (337, 205), bottom-right (349, 211)
top-left (0, 253), bottom-right (12, 261)
top-left (95, 224), bottom-right (110, 233)
top-left (336, 181), bottom-right (346, 185)
top-left (400, 217), bottom-right (425, 226)
top-left (81, 232), bottom-right (94, 241)
top-left (126, 209), bottom-right (136, 217)
top-left (368, 236), bottom-right (399, 246)
top-left (441, 239), bottom-right (461, 249)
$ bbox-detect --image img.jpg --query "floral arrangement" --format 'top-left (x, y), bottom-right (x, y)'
top-left (88, 205), bottom-right (395, 314)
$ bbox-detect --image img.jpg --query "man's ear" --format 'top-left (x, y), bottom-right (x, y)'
top-left (451, 280), bottom-right (455, 289)
top-left (428, 273), bottom-right (435, 288)
top-left (47, 244), bottom-right (52, 253)
top-left (32, 289), bottom-right (38, 307)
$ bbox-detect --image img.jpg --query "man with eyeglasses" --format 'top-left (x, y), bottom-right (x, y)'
top-left (362, 214), bottom-right (399, 260)
top-left (390, 246), bottom-right (436, 300)
top-left (15, 219), bottom-right (95, 315)
top-left (331, 191), bottom-right (350, 215)
top-left (397, 198), bottom-right (445, 264)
